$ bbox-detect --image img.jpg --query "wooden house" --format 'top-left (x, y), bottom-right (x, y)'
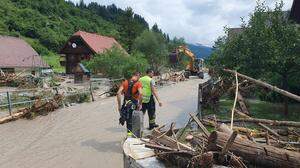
top-left (0, 36), bottom-right (49, 73)
top-left (60, 31), bottom-right (124, 74)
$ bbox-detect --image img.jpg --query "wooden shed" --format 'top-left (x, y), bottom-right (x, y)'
top-left (60, 31), bottom-right (124, 74)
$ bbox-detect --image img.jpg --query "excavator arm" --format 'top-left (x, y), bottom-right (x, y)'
top-left (177, 46), bottom-right (196, 72)
top-left (176, 45), bottom-right (204, 78)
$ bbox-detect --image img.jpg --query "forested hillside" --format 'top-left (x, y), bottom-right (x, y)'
top-left (0, 0), bottom-right (150, 53)
top-left (0, 0), bottom-right (180, 72)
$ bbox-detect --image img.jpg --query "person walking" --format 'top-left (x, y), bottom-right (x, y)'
top-left (117, 72), bottom-right (143, 137)
top-left (139, 69), bottom-right (162, 130)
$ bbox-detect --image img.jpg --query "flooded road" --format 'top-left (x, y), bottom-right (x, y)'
top-left (0, 79), bottom-right (202, 168)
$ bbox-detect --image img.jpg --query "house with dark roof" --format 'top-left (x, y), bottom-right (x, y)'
top-left (0, 36), bottom-right (49, 73)
top-left (290, 0), bottom-right (300, 24)
top-left (60, 31), bottom-right (124, 74)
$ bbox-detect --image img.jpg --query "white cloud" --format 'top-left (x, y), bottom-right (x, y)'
top-left (72, 0), bottom-right (294, 46)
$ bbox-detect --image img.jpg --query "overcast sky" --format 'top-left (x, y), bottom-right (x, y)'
top-left (72, 0), bottom-right (294, 46)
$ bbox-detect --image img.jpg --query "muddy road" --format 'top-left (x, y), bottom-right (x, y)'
top-left (0, 79), bottom-right (202, 168)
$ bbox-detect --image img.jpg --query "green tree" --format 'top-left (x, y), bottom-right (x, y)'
top-left (83, 46), bottom-right (149, 79)
top-left (168, 37), bottom-right (186, 51)
top-left (151, 23), bottom-right (162, 34)
top-left (208, 2), bottom-right (300, 116)
top-left (133, 30), bottom-right (168, 72)
top-left (117, 7), bottom-right (139, 53)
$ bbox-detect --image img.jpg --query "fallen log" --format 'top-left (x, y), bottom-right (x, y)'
top-left (224, 69), bottom-right (300, 102)
top-left (202, 118), bottom-right (257, 136)
top-left (216, 118), bottom-right (300, 128)
top-left (0, 108), bottom-right (30, 124)
top-left (208, 131), bottom-right (300, 168)
top-left (217, 123), bottom-right (249, 141)
top-left (235, 109), bottom-right (281, 138)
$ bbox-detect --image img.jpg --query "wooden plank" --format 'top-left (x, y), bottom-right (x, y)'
top-left (151, 129), bottom-right (194, 152)
top-left (0, 109), bottom-right (29, 124)
top-left (189, 113), bottom-right (210, 137)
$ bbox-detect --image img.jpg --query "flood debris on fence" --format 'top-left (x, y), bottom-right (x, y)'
top-left (0, 93), bottom-right (63, 124)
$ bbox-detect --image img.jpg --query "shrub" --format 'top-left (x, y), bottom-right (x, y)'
top-left (84, 46), bottom-right (149, 79)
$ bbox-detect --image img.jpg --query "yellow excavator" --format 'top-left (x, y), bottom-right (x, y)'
top-left (176, 45), bottom-right (204, 79)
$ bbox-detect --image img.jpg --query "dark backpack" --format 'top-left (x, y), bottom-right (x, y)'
top-left (119, 80), bottom-right (138, 125)
top-left (124, 80), bottom-right (138, 101)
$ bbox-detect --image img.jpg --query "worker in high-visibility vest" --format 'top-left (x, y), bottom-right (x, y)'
top-left (139, 69), bottom-right (162, 130)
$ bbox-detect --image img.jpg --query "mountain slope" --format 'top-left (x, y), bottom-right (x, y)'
top-left (187, 43), bottom-right (212, 59)
top-left (0, 0), bottom-right (149, 54)
top-left (0, 0), bottom-right (151, 72)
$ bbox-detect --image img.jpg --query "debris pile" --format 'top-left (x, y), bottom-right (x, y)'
top-left (0, 73), bottom-right (42, 88)
top-left (0, 94), bottom-right (64, 124)
top-left (0, 73), bottom-right (18, 86)
top-left (144, 69), bottom-right (300, 168)
top-left (107, 80), bottom-right (121, 96)
top-left (144, 114), bottom-right (300, 168)
top-left (156, 70), bottom-right (186, 86)
top-left (25, 94), bottom-right (64, 118)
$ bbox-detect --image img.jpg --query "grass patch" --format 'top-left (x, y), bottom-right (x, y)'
top-left (23, 37), bottom-right (65, 73)
top-left (204, 98), bottom-right (300, 122)
top-left (42, 53), bottom-right (65, 73)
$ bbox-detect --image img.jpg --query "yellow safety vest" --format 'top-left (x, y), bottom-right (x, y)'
top-left (139, 76), bottom-right (152, 103)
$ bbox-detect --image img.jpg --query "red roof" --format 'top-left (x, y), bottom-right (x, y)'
top-left (0, 36), bottom-right (49, 68)
top-left (72, 31), bottom-right (123, 54)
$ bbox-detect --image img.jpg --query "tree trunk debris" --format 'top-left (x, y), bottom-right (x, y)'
top-left (145, 108), bottom-right (299, 168)
top-left (223, 69), bottom-right (300, 102)
top-left (215, 118), bottom-right (300, 128)
top-left (208, 129), bottom-right (300, 168)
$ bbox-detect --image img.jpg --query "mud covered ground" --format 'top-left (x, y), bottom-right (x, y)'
top-left (0, 79), bottom-right (204, 168)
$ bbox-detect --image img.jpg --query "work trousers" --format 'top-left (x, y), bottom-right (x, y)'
top-left (121, 99), bottom-right (137, 134)
top-left (126, 110), bottom-right (133, 133)
top-left (142, 95), bottom-right (156, 127)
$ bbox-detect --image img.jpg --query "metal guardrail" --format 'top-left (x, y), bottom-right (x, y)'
top-left (0, 88), bottom-right (92, 117)
top-left (0, 78), bottom-right (122, 118)
top-left (0, 88), bottom-right (56, 116)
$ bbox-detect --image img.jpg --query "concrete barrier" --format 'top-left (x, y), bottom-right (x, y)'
top-left (123, 138), bottom-right (165, 168)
